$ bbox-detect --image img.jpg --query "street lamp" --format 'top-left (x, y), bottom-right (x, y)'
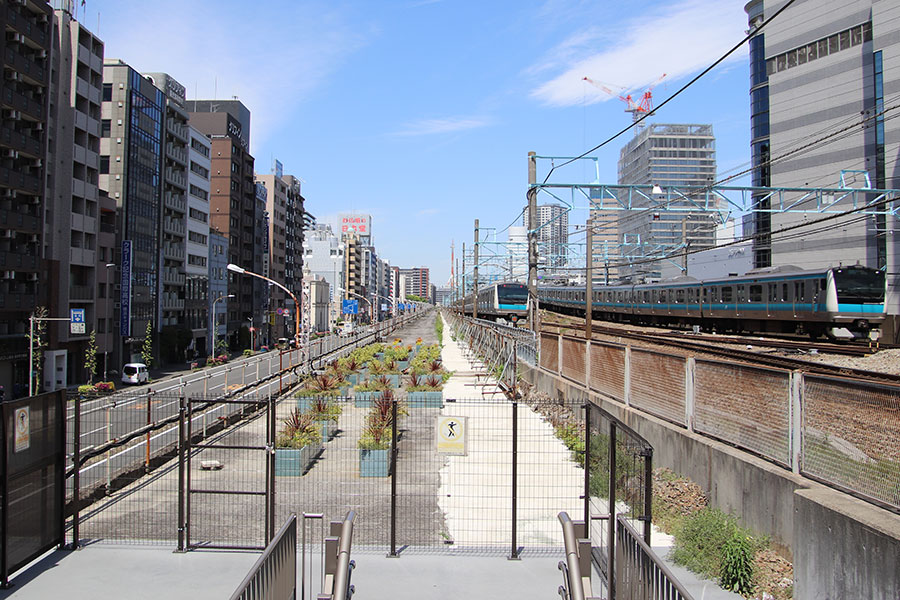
top-left (211, 293), bottom-right (235, 355)
top-left (227, 264), bottom-right (301, 350)
top-left (103, 263), bottom-right (114, 381)
top-left (247, 316), bottom-right (254, 350)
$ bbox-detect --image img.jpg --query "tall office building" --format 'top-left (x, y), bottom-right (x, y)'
top-left (256, 168), bottom-right (289, 338)
top-left (44, 5), bottom-right (103, 388)
top-left (282, 174), bottom-right (308, 336)
top-left (186, 100), bottom-right (258, 348)
top-left (523, 204), bottom-right (569, 270)
top-left (101, 59), bottom-right (167, 364)
top-left (614, 123), bottom-right (717, 280)
top-left (185, 125), bottom-right (210, 355)
top-left (746, 1), bottom-right (898, 269)
top-left (0, 0), bottom-right (51, 394)
top-left (745, 0), bottom-right (900, 337)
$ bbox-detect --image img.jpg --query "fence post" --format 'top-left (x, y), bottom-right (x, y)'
top-left (177, 394), bottom-right (186, 552)
top-left (684, 357), bottom-right (695, 431)
top-left (607, 421), bottom-right (617, 599)
top-left (71, 392), bottom-right (81, 550)
top-left (623, 347), bottom-right (632, 407)
top-left (389, 397), bottom-right (398, 557)
top-left (584, 402), bottom-right (591, 527)
top-left (145, 388), bottom-right (153, 472)
top-left (267, 393), bottom-right (276, 543)
top-left (790, 371), bottom-right (802, 474)
top-left (584, 339), bottom-right (591, 389)
top-left (643, 446), bottom-right (652, 545)
top-left (510, 400), bottom-right (520, 560)
top-left (557, 334), bottom-right (563, 375)
top-left (185, 397), bottom-right (193, 549)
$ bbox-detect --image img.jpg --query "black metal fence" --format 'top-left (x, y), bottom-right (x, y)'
top-left (229, 514), bottom-right (297, 600)
top-left (1, 390), bottom-right (66, 587)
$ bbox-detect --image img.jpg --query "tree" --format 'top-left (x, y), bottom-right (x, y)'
top-left (141, 320), bottom-right (154, 367)
top-left (27, 306), bottom-right (48, 394)
top-left (85, 329), bottom-right (97, 385)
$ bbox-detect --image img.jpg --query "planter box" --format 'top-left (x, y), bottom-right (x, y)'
top-left (359, 448), bottom-right (390, 477)
top-left (275, 445), bottom-right (320, 476)
top-left (316, 420), bottom-right (337, 442)
top-left (374, 352), bottom-right (385, 361)
top-left (396, 360), bottom-right (409, 371)
top-left (354, 391), bottom-right (380, 408)
top-left (407, 391), bottom-right (443, 408)
top-left (382, 373), bottom-right (401, 388)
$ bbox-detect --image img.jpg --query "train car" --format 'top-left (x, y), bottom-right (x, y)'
top-left (537, 265), bottom-right (885, 340)
top-left (456, 282), bottom-right (529, 324)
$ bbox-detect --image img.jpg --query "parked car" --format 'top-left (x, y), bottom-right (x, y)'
top-left (121, 363), bottom-right (149, 385)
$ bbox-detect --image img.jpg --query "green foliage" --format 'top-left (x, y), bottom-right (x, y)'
top-left (671, 507), bottom-right (765, 584)
top-left (406, 294), bottom-right (427, 302)
top-left (85, 329), bottom-right (98, 385)
top-left (721, 531), bottom-right (756, 595)
top-left (276, 409), bottom-right (321, 449)
top-left (243, 349), bottom-right (254, 357)
top-left (304, 397), bottom-right (342, 423)
top-left (141, 320), bottom-right (154, 367)
top-left (358, 421), bottom-right (391, 449)
top-left (434, 315), bottom-right (443, 345)
top-left (28, 306), bottom-right (48, 393)
top-left (77, 384), bottom-right (95, 395)
top-left (347, 342), bottom-right (384, 367)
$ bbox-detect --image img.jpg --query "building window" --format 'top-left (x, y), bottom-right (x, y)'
top-left (189, 184), bottom-right (208, 200)
top-left (190, 161), bottom-right (209, 179)
top-left (102, 83), bottom-right (112, 102)
top-left (188, 254), bottom-right (207, 267)
top-left (188, 231), bottom-right (208, 245)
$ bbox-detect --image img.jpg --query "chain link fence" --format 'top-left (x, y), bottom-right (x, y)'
top-left (802, 375), bottom-right (900, 512)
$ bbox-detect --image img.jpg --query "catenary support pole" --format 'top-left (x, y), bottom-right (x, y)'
top-left (473, 219), bottom-right (479, 320)
top-left (527, 152), bottom-right (538, 332)
top-left (585, 220), bottom-right (593, 340)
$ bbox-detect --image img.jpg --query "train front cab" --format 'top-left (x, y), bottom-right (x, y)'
top-left (824, 266), bottom-right (885, 339)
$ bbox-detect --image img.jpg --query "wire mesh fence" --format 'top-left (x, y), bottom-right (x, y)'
top-left (694, 361), bottom-right (791, 467)
top-left (802, 375), bottom-right (900, 512)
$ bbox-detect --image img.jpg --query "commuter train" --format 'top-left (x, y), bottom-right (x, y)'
top-left (456, 282), bottom-right (529, 323)
top-left (537, 265), bottom-right (885, 340)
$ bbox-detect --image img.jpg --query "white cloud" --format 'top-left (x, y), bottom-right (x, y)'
top-left (530, 0), bottom-right (748, 107)
top-left (92, 0), bottom-right (369, 152)
top-left (392, 116), bottom-right (491, 137)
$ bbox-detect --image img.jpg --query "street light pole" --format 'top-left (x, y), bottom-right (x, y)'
top-left (227, 264), bottom-right (301, 350)
top-left (103, 263), bottom-right (114, 381)
top-left (211, 293), bottom-right (235, 356)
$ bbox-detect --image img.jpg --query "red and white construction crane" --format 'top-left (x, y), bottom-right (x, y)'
top-left (583, 73), bottom-right (667, 124)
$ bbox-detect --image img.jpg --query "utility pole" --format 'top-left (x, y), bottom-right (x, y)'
top-left (585, 220), bottom-right (593, 340)
top-left (527, 151), bottom-right (539, 332)
top-left (682, 217), bottom-right (688, 275)
top-left (473, 219), bottom-right (479, 321)
top-left (462, 243), bottom-right (466, 310)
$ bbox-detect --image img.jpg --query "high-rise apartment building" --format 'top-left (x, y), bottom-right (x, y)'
top-left (101, 59), bottom-right (166, 364)
top-left (256, 170), bottom-right (288, 338)
top-left (614, 123), bottom-right (717, 280)
top-left (523, 204), bottom-right (569, 269)
top-left (0, 0), bottom-right (51, 393)
top-left (44, 5), bottom-right (103, 388)
top-left (144, 73), bottom-right (189, 343)
top-left (342, 233), bottom-right (364, 319)
top-left (186, 100), bottom-right (258, 348)
top-left (399, 267), bottom-right (430, 299)
top-left (207, 229), bottom-right (227, 352)
top-left (185, 125), bottom-right (210, 355)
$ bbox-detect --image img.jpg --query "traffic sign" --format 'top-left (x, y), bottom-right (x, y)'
top-left (342, 299), bottom-right (359, 315)
top-left (436, 416), bottom-right (467, 455)
top-left (70, 308), bottom-right (85, 334)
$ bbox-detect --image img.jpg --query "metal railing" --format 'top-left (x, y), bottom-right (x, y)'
top-left (615, 515), bottom-right (695, 600)
top-left (229, 514), bottom-right (297, 600)
top-left (557, 512), bottom-right (591, 600)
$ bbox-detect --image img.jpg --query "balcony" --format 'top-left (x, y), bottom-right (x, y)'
top-left (162, 294), bottom-right (185, 310)
top-left (166, 118), bottom-right (189, 143)
top-left (163, 217), bottom-right (185, 236)
top-left (69, 247), bottom-right (95, 266)
top-left (69, 284), bottom-right (94, 301)
top-left (165, 166), bottom-right (186, 189)
top-left (162, 243), bottom-right (184, 261)
top-left (70, 212), bottom-right (96, 233)
top-left (163, 269), bottom-right (186, 286)
top-left (0, 124), bottom-right (41, 158)
top-left (166, 143), bottom-right (188, 166)
top-left (164, 191), bottom-right (187, 213)
top-left (3, 46), bottom-right (46, 86)
top-left (0, 165), bottom-right (40, 195)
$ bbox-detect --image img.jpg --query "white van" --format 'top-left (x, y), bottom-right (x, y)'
top-left (122, 363), bottom-right (149, 385)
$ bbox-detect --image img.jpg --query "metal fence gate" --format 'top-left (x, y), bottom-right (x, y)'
top-left (184, 395), bottom-right (275, 551)
top-left (1, 390), bottom-right (65, 587)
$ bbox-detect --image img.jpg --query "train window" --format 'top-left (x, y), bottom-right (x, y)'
top-left (749, 285), bottom-right (762, 302)
top-left (675, 289), bottom-right (684, 303)
top-left (722, 287), bottom-right (733, 303)
top-left (782, 284), bottom-right (788, 302)
top-left (737, 285), bottom-right (745, 302)
top-left (794, 282), bottom-right (804, 302)
top-left (768, 284), bottom-right (777, 302)
top-left (821, 278), bottom-right (826, 289)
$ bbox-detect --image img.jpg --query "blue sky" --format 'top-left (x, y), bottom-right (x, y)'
top-left (83, 0), bottom-right (751, 286)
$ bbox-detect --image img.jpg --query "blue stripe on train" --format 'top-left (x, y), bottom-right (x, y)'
top-left (498, 304), bottom-right (528, 310)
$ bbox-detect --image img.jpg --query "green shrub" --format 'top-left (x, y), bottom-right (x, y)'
top-left (243, 349), bottom-right (254, 357)
top-left (721, 531), bottom-right (755, 595)
top-left (671, 507), bottom-right (765, 583)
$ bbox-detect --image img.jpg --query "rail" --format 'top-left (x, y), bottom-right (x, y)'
top-left (229, 514), bottom-right (297, 600)
top-left (557, 512), bottom-right (588, 600)
top-left (615, 514), bottom-right (695, 600)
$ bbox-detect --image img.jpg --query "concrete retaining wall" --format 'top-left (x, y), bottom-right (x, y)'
top-left (523, 364), bottom-right (900, 599)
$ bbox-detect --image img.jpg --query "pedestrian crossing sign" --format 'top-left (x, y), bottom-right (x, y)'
top-left (436, 415), bottom-right (467, 455)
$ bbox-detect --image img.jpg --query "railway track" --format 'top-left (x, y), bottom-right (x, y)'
top-left (542, 320), bottom-right (900, 385)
